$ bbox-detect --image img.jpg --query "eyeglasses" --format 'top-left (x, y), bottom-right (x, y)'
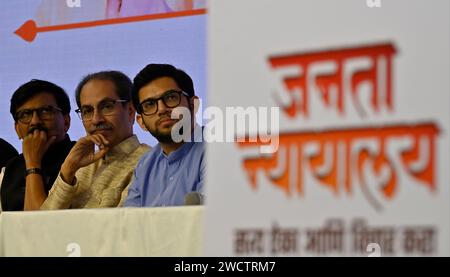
top-left (15, 105), bottom-right (63, 124)
top-left (75, 99), bottom-right (128, 121)
top-left (139, 90), bottom-right (190, 116)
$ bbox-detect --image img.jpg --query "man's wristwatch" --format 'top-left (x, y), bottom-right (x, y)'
top-left (25, 168), bottom-right (43, 176)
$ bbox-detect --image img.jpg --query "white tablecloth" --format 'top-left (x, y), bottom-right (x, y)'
top-left (0, 206), bottom-right (204, 257)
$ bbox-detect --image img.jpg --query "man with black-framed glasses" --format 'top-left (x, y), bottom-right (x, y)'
top-left (125, 63), bottom-right (205, 207)
top-left (26, 71), bottom-right (150, 210)
top-left (1, 79), bottom-right (75, 211)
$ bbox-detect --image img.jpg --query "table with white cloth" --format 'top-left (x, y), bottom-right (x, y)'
top-left (0, 206), bottom-right (204, 256)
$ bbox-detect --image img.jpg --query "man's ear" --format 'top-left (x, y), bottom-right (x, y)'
top-left (14, 122), bottom-right (22, 140)
top-left (128, 102), bottom-right (135, 115)
top-left (127, 102), bottom-right (136, 123)
top-left (63, 114), bottom-right (71, 133)
top-left (136, 114), bottom-right (148, 131)
top-left (190, 96), bottom-right (200, 115)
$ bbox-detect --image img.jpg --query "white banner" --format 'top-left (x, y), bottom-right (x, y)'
top-left (205, 0), bottom-right (450, 256)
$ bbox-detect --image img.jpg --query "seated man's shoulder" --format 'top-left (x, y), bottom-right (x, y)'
top-left (195, 139), bottom-right (206, 150)
top-left (136, 143), bottom-right (151, 155)
top-left (192, 140), bottom-right (206, 158)
top-left (1, 155), bottom-right (25, 199)
top-left (129, 143), bottom-right (152, 166)
top-left (4, 154), bottom-right (24, 171)
top-left (137, 144), bottom-right (161, 165)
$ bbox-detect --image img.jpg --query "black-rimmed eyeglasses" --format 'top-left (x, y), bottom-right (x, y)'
top-left (75, 99), bottom-right (128, 121)
top-left (139, 90), bottom-right (190, 116)
top-left (15, 105), bottom-right (63, 124)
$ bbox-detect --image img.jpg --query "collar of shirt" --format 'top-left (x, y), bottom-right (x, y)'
top-left (104, 135), bottom-right (141, 162)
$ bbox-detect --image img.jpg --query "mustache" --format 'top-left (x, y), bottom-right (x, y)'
top-left (157, 113), bottom-right (181, 125)
top-left (157, 115), bottom-right (172, 124)
top-left (27, 124), bottom-right (48, 135)
top-left (89, 123), bottom-right (113, 133)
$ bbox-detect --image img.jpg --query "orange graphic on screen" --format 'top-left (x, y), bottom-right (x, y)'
top-left (269, 43), bottom-right (396, 118)
top-left (237, 123), bottom-right (439, 211)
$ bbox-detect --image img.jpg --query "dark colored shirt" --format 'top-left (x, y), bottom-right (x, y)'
top-left (0, 138), bottom-right (18, 169)
top-left (0, 135), bottom-right (75, 211)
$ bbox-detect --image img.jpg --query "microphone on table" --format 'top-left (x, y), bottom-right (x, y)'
top-left (184, 192), bottom-right (205, 205)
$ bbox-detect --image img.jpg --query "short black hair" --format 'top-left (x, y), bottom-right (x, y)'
top-left (10, 79), bottom-right (71, 121)
top-left (75, 71), bottom-right (132, 108)
top-left (132, 64), bottom-right (195, 113)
